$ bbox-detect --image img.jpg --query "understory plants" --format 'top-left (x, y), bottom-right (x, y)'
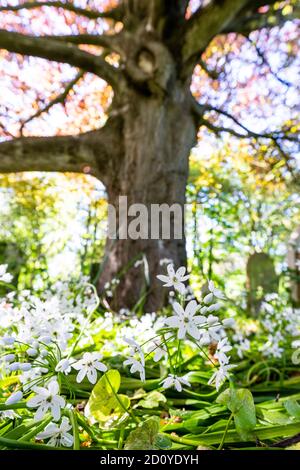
top-left (1, 263), bottom-right (300, 450)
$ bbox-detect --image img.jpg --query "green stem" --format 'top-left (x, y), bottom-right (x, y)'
top-left (0, 436), bottom-right (65, 450)
top-left (218, 412), bottom-right (233, 450)
top-left (105, 374), bottom-right (139, 424)
top-left (69, 409), bottom-right (80, 450)
top-left (0, 402), bottom-right (28, 410)
top-left (118, 427), bottom-right (125, 449)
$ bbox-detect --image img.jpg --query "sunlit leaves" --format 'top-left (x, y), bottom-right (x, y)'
top-left (86, 370), bottom-right (130, 423)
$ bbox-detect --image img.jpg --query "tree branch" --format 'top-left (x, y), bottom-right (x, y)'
top-left (0, 1), bottom-right (124, 21)
top-left (0, 115), bottom-right (124, 184)
top-left (196, 108), bottom-right (299, 179)
top-left (183, 0), bottom-right (300, 71)
top-left (0, 30), bottom-right (119, 86)
top-left (41, 32), bottom-right (126, 57)
top-left (243, 35), bottom-right (292, 87)
top-left (198, 57), bottom-right (220, 80)
top-left (41, 33), bottom-right (116, 48)
top-left (20, 71), bottom-right (84, 135)
top-left (223, 2), bottom-right (300, 35)
top-left (0, 133), bottom-right (98, 175)
top-left (192, 99), bottom-right (300, 145)
top-left (182, 0), bottom-right (249, 67)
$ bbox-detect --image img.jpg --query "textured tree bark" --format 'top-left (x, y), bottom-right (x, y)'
top-left (99, 84), bottom-right (197, 311)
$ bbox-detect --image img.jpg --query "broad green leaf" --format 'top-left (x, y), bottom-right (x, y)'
top-left (154, 433), bottom-right (172, 450)
top-left (284, 399), bottom-right (300, 419)
top-left (257, 408), bottom-right (292, 425)
top-left (217, 388), bottom-right (238, 412)
top-left (87, 370), bottom-right (130, 423)
top-left (217, 388), bottom-right (256, 440)
top-left (139, 391), bottom-right (167, 409)
top-left (124, 417), bottom-right (160, 450)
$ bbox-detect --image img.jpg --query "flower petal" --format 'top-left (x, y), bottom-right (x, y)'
top-left (87, 367), bottom-right (97, 384)
top-left (167, 264), bottom-right (175, 277)
top-left (173, 302), bottom-right (184, 317)
top-left (50, 401), bottom-right (61, 421)
top-left (76, 368), bottom-right (86, 383)
top-left (34, 403), bottom-right (49, 422)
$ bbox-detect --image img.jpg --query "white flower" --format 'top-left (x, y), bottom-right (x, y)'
top-left (198, 329), bottom-right (211, 345)
top-left (2, 354), bottom-right (15, 363)
top-left (207, 302), bottom-right (222, 312)
top-left (19, 363), bottom-right (32, 371)
top-left (203, 293), bottom-right (214, 304)
top-left (147, 340), bottom-right (167, 362)
top-left (208, 280), bottom-right (225, 299)
top-left (261, 302), bottom-right (274, 314)
top-left (157, 264), bottom-right (189, 294)
top-left (159, 258), bottom-right (173, 266)
top-left (222, 318), bottom-right (235, 328)
top-left (55, 358), bottom-right (72, 375)
top-left (236, 338), bottom-right (251, 359)
top-left (161, 374), bottom-right (191, 392)
top-left (20, 368), bottom-right (44, 393)
top-left (0, 264), bottom-right (13, 283)
top-left (27, 380), bottom-right (65, 421)
top-left (27, 348), bottom-right (38, 357)
top-left (123, 357), bottom-right (145, 382)
top-left (123, 337), bottom-right (143, 356)
top-left (0, 410), bottom-right (19, 420)
top-left (208, 364), bottom-right (235, 390)
top-left (7, 362), bottom-right (21, 371)
top-left (214, 338), bottom-right (232, 365)
top-left (5, 390), bottom-right (23, 405)
top-left (165, 300), bottom-right (205, 340)
top-left (72, 352), bottom-right (107, 384)
top-left (1, 336), bottom-right (15, 345)
top-left (36, 417), bottom-right (73, 447)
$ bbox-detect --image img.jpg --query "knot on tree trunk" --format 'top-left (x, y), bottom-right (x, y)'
top-left (125, 37), bottom-right (175, 94)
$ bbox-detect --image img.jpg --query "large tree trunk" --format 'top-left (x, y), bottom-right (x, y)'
top-left (99, 84), bottom-right (197, 311)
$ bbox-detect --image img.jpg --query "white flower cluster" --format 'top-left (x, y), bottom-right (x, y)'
top-left (231, 294), bottom-right (300, 361)
top-left (122, 264), bottom-right (235, 391)
top-left (260, 300), bottom-right (300, 359)
top-left (0, 274), bottom-right (106, 446)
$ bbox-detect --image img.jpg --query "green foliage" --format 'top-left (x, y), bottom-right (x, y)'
top-left (86, 370), bottom-right (130, 423)
top-left (138, 391), bottom-right (167, 409)
top-left (217, 388), bottom-right (256, 440)
top-left (284, 399), bottom-right (300, 419)
top-left (124, 417), bottom-right (171, 450)
top-left (0, 173), bottom-right (107, 289)
top-left (187, 145), bottom-right (300, 306)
